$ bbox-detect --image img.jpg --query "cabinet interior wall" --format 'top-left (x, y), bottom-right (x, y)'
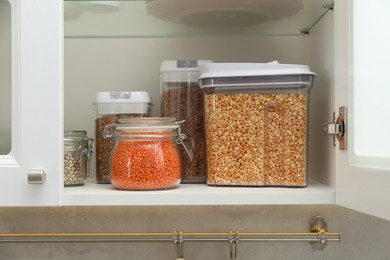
top-left (64, 16), bottom-right (334, 187)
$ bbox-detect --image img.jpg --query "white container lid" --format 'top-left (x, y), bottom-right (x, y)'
top-left (198, 61), bottom-right (316, 79)
top-left (160, 60), bottom-right (213, 82)
top-left (199, 61), bottom-right (316, 89)
top-left (94, 91), bottom-right (151, 104)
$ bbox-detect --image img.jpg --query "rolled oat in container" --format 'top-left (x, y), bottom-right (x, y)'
top-left (160, 60), bottom-right (212, 183)
top-left (94, 91), bottom-right (151, 184)
top-left (198, 61), bottom-right (316, 187)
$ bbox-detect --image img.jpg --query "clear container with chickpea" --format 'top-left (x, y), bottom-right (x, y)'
top-left (104, 117), bottom-right (187, 191)
top-left (198, 62), bottom-right (316, 187)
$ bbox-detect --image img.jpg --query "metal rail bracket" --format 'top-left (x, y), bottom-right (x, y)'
top-left (310, 216), bottom-right (332, 250)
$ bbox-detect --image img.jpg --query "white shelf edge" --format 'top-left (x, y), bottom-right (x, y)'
top-left (64, 179), bottom-right (335, 206)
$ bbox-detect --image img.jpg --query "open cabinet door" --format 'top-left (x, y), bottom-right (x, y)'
top-left (335, 0), bottom-right (390, 221)
top-left (0, 0), bottom-right (63, 206)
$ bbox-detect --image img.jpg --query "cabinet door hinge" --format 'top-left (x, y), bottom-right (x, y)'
top-left (323, 106), bottom-right (347, 150)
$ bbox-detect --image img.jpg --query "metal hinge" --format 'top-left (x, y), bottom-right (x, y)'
top-left (323, 106), bottom-right (347, 150)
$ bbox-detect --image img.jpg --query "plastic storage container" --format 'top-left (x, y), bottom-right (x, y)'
top-left (94, 91), bottom-right (151, 184)
top-left (160, 60), bottom-right (212, 183)
top-left (64, 131), bottom-right (94, 187)
top-left (198, 62), bottom-right (315, 187)
top-left (104, 117), bottom-right (185, 190)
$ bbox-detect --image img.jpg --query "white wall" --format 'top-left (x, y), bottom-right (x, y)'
top-left (306, 5), bottom-right (336, 187)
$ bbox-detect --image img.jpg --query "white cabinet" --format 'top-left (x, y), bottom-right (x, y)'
top-left (334, 0), bottom-right (390, 221)
top-left (0, 0), bottom-right (63, 206)
top-left (1, 0), bottom-right (389, 221)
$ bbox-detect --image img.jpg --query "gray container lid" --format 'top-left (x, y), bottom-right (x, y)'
top-left (198, 61), bottom-right (316, 89)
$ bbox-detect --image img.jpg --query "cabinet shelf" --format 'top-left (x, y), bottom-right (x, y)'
top-left (64, 0), bottom-right (331, 38)
top-left (64, 180), bottom-right (335, 206)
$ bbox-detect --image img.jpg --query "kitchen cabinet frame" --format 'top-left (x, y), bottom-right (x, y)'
top-left (1, 0), bottom-right (389, 222)
top-left (0, 0), bottom-right (63, 206)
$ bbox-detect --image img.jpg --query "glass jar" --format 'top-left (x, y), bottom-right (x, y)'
top-left (104, 118), bottom-right (185, 191)
top-left (160, 60), bottom-right (212, 183)
top-left (64, 131), bottom-right (94, 187)
top-left (94, 91), bottom-right (151, 184)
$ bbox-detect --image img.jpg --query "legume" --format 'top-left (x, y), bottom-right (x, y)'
top-left (110, 135), bottom-right (181, 190)
top-left (95, 114), bottom-right (143, 184)
top-left (64, 151), bottom-right (85, 186)
top-left (204, 93), bottom-right (307, 187)
top-left (162, 85), bottom-right (207, 183)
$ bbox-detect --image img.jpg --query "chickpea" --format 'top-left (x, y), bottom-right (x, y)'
top-left (204, 93), bottom-right (307, 187)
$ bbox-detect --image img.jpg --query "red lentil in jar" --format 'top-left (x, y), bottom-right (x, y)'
top-left (104, 118), bottom-right (184, 190)
top-left (94, 91), bottom-right (151, 184)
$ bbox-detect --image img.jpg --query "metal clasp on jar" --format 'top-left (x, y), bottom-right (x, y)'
top-left (175, 120), bottom-right (193, 161)
top-left (76, 137), bottom-right (94, 179)
top-left (103, 124), bottom-right (117, 138)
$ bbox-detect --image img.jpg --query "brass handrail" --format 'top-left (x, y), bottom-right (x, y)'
top-left (0, 216), bottom-right (341, 255)
top-left (0, 231), bottom-right (341, 243)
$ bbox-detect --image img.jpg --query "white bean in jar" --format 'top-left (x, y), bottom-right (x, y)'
top-left (64, 150), bottom-right (85, 186)
top-left (64, 130), bottom-right (93, 187)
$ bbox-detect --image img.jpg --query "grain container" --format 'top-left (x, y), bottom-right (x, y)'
top-left (64, 131), bottom-right (94, 187)
top-left (160, 60), bottom-right (212, 183)
top-left (198, 62), bottom-right (315, 187)
top-left (104, 117), bottom-right (185, 190)
top-left (94, 91), bottom-right (151, 184)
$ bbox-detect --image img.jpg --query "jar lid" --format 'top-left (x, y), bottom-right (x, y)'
top-left (118, 117), bottom-right (176, 125)
top-left (116, 117), bottom-right (180, 132)
top-left (160, 60), bottom-right (213, 73)
top-left (160, 60), bottom-right (213, 83)
top-left (64, 130), bottom-right (87, 141)
top-left (104, 118), bottom-right (189, 156)
top-left (103, 117), bottom-right (184, 139)
top-left (64, 131), bottom-right (94, 151)
top-left (94, 91), bottom-right (151, 104)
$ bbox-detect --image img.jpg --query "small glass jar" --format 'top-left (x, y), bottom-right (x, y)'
top-left (64, 131), bottom-right (94, 187)
top-left (104, 118), bottom-right (185, 191)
